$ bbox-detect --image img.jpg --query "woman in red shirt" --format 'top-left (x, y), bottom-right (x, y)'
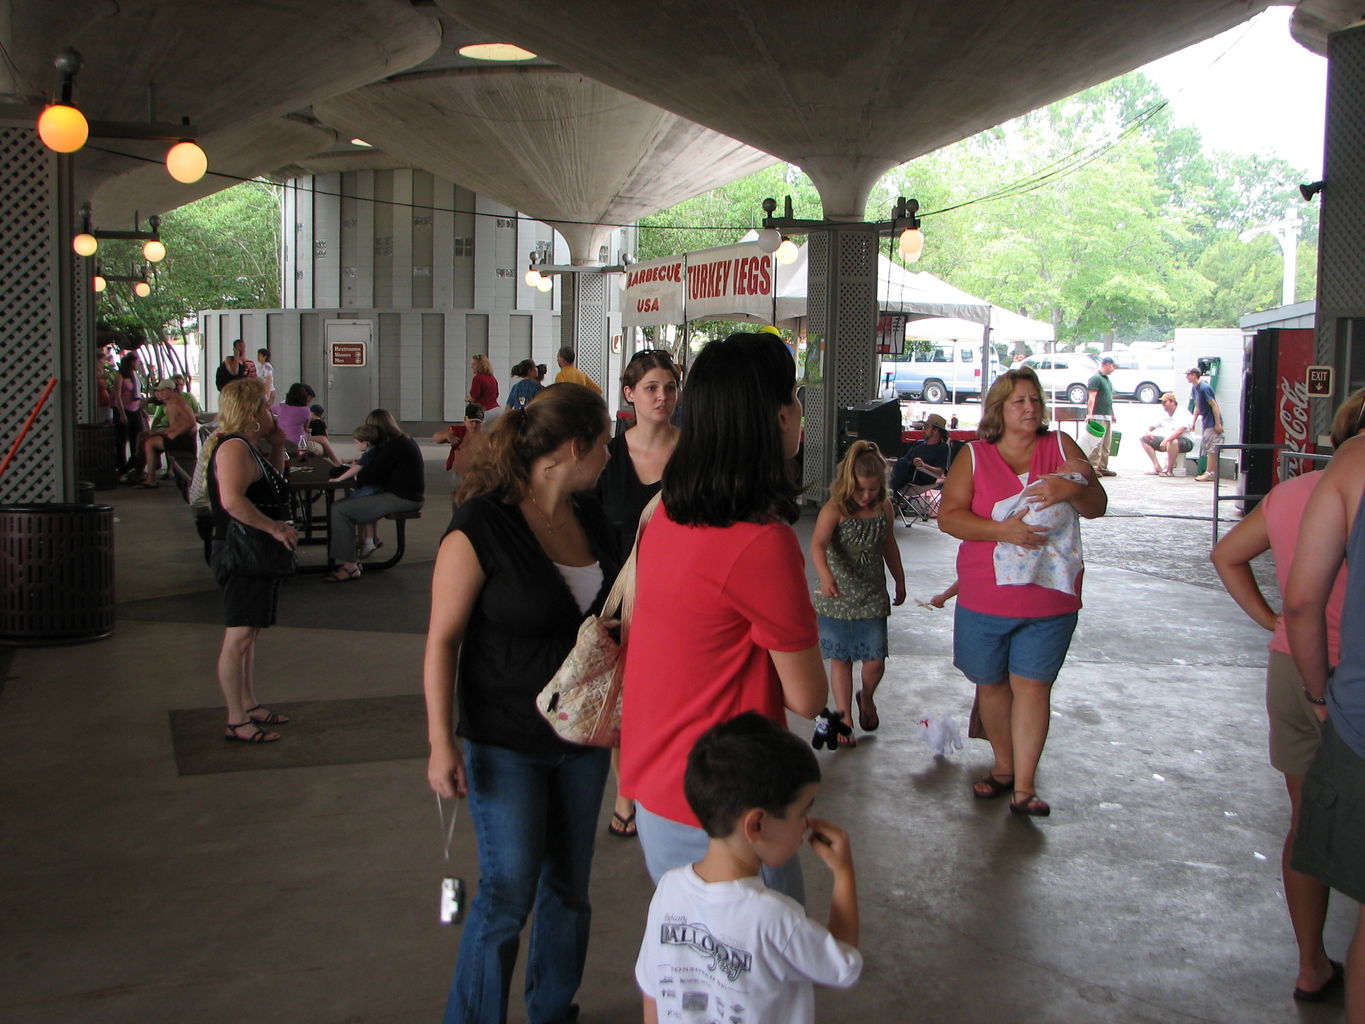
top-left (619, 332), bottom-right (827, 903)
top-left (467, 354), bottom-right (500, 417)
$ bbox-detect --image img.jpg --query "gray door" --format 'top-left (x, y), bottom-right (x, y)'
top-left (324, 319), bottom-right (374, 434)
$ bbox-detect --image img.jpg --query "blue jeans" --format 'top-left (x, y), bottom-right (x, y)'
top-left (634, 803), bottom-right (805, 907)
top-left (444, 741), bottom-right (610, 1024)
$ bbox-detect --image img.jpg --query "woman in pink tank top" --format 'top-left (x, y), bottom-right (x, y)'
top-left (939, 368), bottom-right (1108, 816)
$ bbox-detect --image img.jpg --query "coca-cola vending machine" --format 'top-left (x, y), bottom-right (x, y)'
top-left (1242, 328), bottom-right (1316, 509)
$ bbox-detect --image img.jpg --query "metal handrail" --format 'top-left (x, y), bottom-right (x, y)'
top-left (1208, 443), bottom-right (1330, 547)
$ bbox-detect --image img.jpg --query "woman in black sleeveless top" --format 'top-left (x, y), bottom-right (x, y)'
top-left (423, 384), bottom-right (620, 1023)
top-left (207, 378), bottom-right (298, 743)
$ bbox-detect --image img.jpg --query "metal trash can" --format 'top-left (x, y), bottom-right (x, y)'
top-left (76, 423), bottom-right (119, 489)
top-left (0, 503), bottom-right (115, 645)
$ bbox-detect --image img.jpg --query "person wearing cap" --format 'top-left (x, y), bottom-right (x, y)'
top-left (891, 413), bottom-right (951, 492)
top-left (1086, 356), bottom-right (1118, 477)
top-left (1187, 367), bottom-right (1224, 482)
top-left (134, 381), bottom-right (197, 488)
top-left (1138, 392), bottom-right (1194, 476)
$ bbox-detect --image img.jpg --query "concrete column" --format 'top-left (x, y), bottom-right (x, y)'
top-left (1314, 23), bottom-right (1365, 441)
top-left (807, 228), bottom-right (880, 499)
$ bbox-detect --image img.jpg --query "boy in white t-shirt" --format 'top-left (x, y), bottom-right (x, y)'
top-left (635, 712), bottom-right (863, 1023)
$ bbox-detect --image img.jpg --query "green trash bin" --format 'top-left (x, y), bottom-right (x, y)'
top-left (1109, 430), bottom-right (1122, 457)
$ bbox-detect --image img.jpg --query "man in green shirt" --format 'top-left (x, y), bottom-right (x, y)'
top-left (1086, 356), bottom-right (1117, 477)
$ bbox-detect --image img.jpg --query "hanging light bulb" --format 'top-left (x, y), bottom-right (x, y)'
top-left (72, 233), bottom-right (98, 257)
top-left (38, 103), bottom-right (89, 152)
top-left (133, 280), bottom-right (151, 298)
top-left (524, 268), bottom-right (543, 287)
top-left (165, 140), bottom-right (207, 183)
top-left (92, 274), bottom-right (107, 292)
top-left (755, 228), bottom-right (782, 254)
top-left (774, 238), bottom-right (799, 265)
top-left (536, 275), bottom-right (554, 293)
top-left (142, 239), bottom-right (166, 262)
top-left (898, 227), bottom-right (925, 262)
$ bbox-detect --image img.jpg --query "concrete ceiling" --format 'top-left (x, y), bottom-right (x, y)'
top-left (314, 67), bottom-right (775, 263)
top-left (5, 0), bottom-right (440, 215)
top-left (90, 116), bottom-right (336, 225)
top-left (1291, 0), bottom-right (1365, 53)
top-left (438, 0), bottom-right (1283, 217)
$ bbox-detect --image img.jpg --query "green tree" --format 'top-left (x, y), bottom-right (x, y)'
top-left (96, 180), bottom-right (281, 342)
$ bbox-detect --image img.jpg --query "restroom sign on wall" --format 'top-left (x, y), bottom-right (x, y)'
top-left (332, 342), bottom-right (367, 367)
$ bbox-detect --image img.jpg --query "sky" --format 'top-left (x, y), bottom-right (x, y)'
top-left (1141, 5), bottom-right (1327, 175)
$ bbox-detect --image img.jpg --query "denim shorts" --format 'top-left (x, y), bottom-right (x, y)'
top-left (817, 615), bottom-right (888, 662)
top-left (952, 605), bottom-right (1078, 685)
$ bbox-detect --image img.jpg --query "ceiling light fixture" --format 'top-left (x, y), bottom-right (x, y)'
top-left (458, 42), bottom-right (537, 61)
top-left (774, 237), bottom-right (799, 265)
top-left (350, 138), bottom-right (374, 148)
top-left (35, 49), bottom-right (208, 185)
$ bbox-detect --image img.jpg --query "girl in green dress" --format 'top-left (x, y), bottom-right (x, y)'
top-left (810, 441), bottom-right (907, 746)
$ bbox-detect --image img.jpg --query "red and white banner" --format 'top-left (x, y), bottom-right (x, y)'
top-left (621, 243), bottom-right (774, 329)
top-left (621, 255), bottom-right (685, 329)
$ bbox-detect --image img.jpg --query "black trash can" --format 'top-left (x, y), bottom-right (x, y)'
top-left (0, 503), bottom-right (115, 645)
top-left (76, 422), bottom-right (119, 489)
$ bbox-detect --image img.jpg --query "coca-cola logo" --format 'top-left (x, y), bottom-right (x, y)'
top-left (1279, 375), bottom-right (1309, 450)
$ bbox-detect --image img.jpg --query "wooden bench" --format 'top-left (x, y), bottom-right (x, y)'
top-left (362, 508), bottom-right (422, 572)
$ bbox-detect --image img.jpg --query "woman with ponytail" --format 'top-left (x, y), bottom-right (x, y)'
top-left (422, 383), bottom-right (620, 1024)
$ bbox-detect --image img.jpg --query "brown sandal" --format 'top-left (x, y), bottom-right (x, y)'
top-left (1009, 792), bottom-right (1051, 816)
top-left (972, 773), bottom-right (1014, 799)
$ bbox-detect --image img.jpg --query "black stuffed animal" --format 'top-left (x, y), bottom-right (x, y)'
top-left (811, 707), bottom-right (853, 750)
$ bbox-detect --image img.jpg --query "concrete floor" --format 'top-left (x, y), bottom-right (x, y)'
top-left (0, 440), bottom-right (1355, 1023)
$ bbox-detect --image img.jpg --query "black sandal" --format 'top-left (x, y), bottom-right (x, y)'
top-left (224, 721), bottom-right (280, 744)
top-left (608, 812), bottom-right (638, 838)
top-left (972, 773), bottom-right (1014, 799)
top-left (245, 704), bottom-right (290, 725)
top-left (1009, 792), bottom-right (1051, 816)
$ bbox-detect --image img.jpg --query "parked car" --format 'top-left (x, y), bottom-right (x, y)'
top-left (1098, 350), bottom-right (1184, 404)
top-left (880, 342), bottom-right (1002, 402)
top-left (1022, 354), bottom-right (1098, 406)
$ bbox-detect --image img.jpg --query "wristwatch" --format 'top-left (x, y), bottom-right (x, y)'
top-left (1304, 688), bottom-right (1327, 706)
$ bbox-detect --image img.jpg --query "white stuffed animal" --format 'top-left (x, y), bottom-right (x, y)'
top-left (917, 714), bottom-right (963, 758)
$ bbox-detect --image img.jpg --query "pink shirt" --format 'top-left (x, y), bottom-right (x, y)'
top-left (1263, 470), bottom-right (1345, 661)
top-left (620, 508), bottom-right (818, 827)
top-left (955, 432), bottom-right (1083, 618)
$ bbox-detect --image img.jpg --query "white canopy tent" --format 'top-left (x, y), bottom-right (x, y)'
top-left (773, 244), bottom-right (1054, 343)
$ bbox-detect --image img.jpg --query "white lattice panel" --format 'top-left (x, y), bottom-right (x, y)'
top-left (0, 128), bottom-right (60, 503)
top-left (574, 274), bottom-right (608, 387)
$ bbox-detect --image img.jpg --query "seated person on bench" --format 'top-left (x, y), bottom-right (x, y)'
top-left (135, 382), bottom-right (198, 488)
top-left (891, 413), bottom-right (951, 492)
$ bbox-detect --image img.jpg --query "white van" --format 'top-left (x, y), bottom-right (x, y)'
top-left (1099, 350), bottom-right (1184, 404)
top-left (880, 342), bottom-right (1002, 402)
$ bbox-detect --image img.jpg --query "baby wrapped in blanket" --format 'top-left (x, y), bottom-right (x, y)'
top-left (990, 457), bottom-right (1094, 596)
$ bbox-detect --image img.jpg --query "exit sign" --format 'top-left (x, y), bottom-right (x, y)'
top-left (1306, 365), bottom-right (1333, 398)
